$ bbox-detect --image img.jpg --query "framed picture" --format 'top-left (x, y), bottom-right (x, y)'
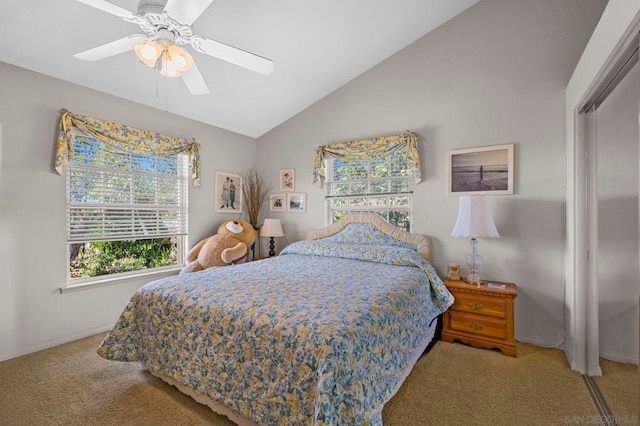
top-left (287, 192), bottom-right (306, 213)
top-left (214, 170), bottom-right (243, 213)
top-left (279, 168), bottom-right (295, 191)
top-left (448, 144), bottom-right (514, 195)
top-left (269, 193), bottom-right (286, 212)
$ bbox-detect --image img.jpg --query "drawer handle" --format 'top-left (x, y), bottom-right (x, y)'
top-left (469, 302), bottom-right (483, 311)
top-left (470, 322), bottom-right (484, 331)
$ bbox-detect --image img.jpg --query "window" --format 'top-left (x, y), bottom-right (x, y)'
top-left (325, 149), bottom-right (413, 231)
top-left (66, 136), bottom-right (187, 282)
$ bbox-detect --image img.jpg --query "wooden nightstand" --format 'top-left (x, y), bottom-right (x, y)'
top-left (441, 279), bottom-right (518, 357)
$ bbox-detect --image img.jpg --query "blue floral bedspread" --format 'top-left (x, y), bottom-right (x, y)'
top-left (98, 240), bottom-right (453, 425)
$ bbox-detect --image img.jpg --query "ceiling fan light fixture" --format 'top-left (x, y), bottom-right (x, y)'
top-left (160, 55), bottom-right (181, 77)
top-left (74, 0), bottom-right (271, 95)
top-left (173, 53), bottom-right (187, 68)
top-left (158, 45), bottom-right (193, 77)
top-left (159, 46), bottom-right (193, 77)
top-left (134, 40), bottom-right (162, 67)
top-left (168, 44), bottom-right (193, 72)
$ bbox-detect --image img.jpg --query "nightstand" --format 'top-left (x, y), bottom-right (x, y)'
top-left (441, 279), bottom-right (518, 357)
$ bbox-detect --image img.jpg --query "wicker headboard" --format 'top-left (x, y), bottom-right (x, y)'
top-left (306, 212), bottom-right (431, 261)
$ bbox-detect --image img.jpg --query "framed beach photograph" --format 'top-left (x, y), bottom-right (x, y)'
top-left (269, 193), bottom-right (286, 212)
top-left (279, 168), bottom-right (295, 191)
top-left (448, 144), bottom-right (514, 195)
top-left (287, 192), bottom-right (306, 213)
top-left (214, 170), bottom-right (243, 213)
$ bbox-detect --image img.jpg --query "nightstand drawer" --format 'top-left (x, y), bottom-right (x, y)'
top-left (447, 311), bottom-right (508, 340)
top-left (451, 293), bottom-right (506, 318)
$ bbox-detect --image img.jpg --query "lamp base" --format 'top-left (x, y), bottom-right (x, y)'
top-left (268, 237), bottom-right (276, 257)
top-left (465, 238), bottom-right (481, 286)
top-left (465, 273), bottom-right (481, 286)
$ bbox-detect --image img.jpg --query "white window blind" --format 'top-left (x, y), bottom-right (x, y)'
top-left (66, 137), bottom-right (188, 243)
top-left (325, 150), bottom-right (413, 230)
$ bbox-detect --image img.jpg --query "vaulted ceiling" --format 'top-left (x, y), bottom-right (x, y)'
top-left (0, 0), bottom-right (479, 137)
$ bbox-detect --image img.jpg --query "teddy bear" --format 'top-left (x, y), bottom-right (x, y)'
top-left (179, 219), bottom-right (257, 274)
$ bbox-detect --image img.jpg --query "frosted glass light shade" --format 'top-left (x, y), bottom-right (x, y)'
top-left (134, 41), bottom-right (162, 67)
top-left (160, 44), bottom-right (194, 77)
top-left (451, 196), bottom-right (500, 239)
top-left (135, 42), bottom-right (194, 78)
top-left (261, 219), bottom-right (284, 238)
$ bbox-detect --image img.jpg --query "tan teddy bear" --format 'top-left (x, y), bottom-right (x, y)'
top-left (179, 219), bottom-right (257, 274)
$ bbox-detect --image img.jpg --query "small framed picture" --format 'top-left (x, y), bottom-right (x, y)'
top-left (287, 192), bottom-right (306, 213)
top-left (214, 170), bottom-right (243, 213)
top-left (448, 144), bottom-right (514, 195)
top-left (280, 168), bottom-right (295, 191)
top-left (269, 193), bottom-right (286, 212)
top-left (447, 263), bottom-right (461, 281)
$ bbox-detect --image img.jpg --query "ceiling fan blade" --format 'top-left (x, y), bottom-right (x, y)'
top-left (181, 62), bottom-right (210, 95)
top-left (74, 35), bottom-right (148, 61)
top-left (190, 36), bottom-right (274, 76)
top-left (76, 0), bottom-right (137, 20)
top-left (164, 0), bottom-right (215, 26)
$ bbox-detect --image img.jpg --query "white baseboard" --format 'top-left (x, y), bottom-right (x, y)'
top-left (516, 334), bottom-right (565, 349)
top-left (0, 325), bottom-right (112, 362)
top-left (599, 350), bottom-right (639, 365)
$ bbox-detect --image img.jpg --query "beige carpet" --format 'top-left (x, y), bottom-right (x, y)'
top-left (593, 358), bottom-right (639, 421)
top-left (384, 341), bottom-right (599, 425)
top-left (0, 334), bottom-right (606, 425)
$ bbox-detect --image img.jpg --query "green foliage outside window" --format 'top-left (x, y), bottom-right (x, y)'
top-left (70, 238), bottom-right (177, 278)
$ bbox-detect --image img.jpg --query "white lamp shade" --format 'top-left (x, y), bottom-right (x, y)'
top-left (451, 195), bottom-right (500, 239)
top-left (261, 219), bottom-right (284, 237)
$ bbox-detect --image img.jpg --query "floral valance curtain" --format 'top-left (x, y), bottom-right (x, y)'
top-left (313, 130), bottom-right (421, 188)
top-left (55, 109), bottom-right (201, 187)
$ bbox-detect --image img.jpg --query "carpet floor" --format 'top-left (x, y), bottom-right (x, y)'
top-left (0, 333), bottom-right (631, 425)
top-left (593, 357), bottom-right (639, 422)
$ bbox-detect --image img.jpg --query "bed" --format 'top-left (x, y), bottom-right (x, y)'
top-left (97, 212), bottom-right (454, 425)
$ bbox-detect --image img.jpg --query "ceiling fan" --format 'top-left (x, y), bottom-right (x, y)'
top-left (73, 0), bottom-right (274, 95)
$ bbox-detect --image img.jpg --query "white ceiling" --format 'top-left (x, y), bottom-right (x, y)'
top-left (0, 0), bottom-right (479, 138)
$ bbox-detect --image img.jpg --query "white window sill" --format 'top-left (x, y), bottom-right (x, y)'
top-left (60, 266), bottom-right (182, 294)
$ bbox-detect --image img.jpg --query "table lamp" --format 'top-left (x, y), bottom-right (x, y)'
top-left (451, 195), bottom-right (500, 285)
top-left (261, 219), bottom-right (285, 257)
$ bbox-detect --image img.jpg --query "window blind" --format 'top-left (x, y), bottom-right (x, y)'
top-left (66, 137), bottom-right (188, 243)
top-left (325, 151), bottom-right (413, 230)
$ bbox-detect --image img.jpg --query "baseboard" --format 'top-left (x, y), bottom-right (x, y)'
top-left (516, 334), bottom-right (565, 349)
top-left (0, 325), bottom-right (112, 362)
top-left (599, 350), bottom-right (639, 365)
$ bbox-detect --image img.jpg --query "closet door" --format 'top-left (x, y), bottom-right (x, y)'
top-left (595, 61), bottom-right (640, 364)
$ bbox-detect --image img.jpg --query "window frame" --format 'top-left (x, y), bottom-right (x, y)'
top-left (63, 136), bottom-right (188, 289)
top-left (324, 151), bottom-right (414, 231)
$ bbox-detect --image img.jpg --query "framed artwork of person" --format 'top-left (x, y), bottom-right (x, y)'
top-left (214, 170), bottom-right (243, 213)
top-left (279, 168), bottom-right (295, 192)
top-left (269, 193), bottom-right (286, 212)
top-left (448, 144), bottom-right (514, 195)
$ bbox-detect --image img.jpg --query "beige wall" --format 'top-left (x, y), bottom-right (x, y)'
top-left (0, 62), bottom-right (257, 360)
top-left (256, 0), bottom-right (607, 346)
